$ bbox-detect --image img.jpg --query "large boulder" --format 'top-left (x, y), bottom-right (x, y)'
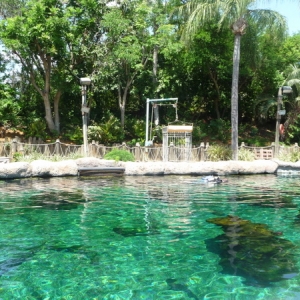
top-left (0, 162), bottom-right (30, 179)
top-left (28, 160), bottom-right (78, 177)
top-left (123, 160), bottom-right (278, 176)
top-left (122, 162), bottom-right (165, 176)
top-left (75, 157), bottom-right (121, 168)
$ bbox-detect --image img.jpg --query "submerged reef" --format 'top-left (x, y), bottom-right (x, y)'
top-left (206, 215), bottom-right (298, 286)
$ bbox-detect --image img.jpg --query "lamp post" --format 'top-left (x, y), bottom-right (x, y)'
top-left (274, 86), bottom-right (292, 157)
top-left (80, 77), bottom-right (91, 157)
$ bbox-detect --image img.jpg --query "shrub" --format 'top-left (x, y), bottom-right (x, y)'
top-left (238, 148), bottom-right (255, 161)
top-left (278, 149), bottom-right (300, 162)
top-left (88, 115), bottom-right (124, 144)
top-left (64, 126), bottom-right (83, 144)
top-left (206, 145), bottom-right (232, 161)
top-left (126, 119), bottom-right (146, 146)
top-left (207, 119), bottom-right (231, 143)
top-left (104, 149), bottom-right (135, 162)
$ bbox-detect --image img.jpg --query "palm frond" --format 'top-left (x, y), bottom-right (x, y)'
top-left (248, 9), bottom-right (287, 39)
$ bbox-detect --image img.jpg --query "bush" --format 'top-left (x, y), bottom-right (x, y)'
top-left (278, 149), bottom-right (300, 162)
top-left (206, 144), bottom-right (232, 161)
top-left (207, 119), bottom-right (231, 143)
top-left (104, 149), bottom-right (135, 162)
top-left (88, 114), bottom-right (124, 144)
top-left (63, 126), bottom-right (83, 144)
top-left (125, 119), bottom-right (146, 146)
top-left (238, 148), bottom-right (255, 161)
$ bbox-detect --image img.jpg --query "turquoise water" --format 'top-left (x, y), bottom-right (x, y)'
top-left (1, 175), bottom-right (300, 299)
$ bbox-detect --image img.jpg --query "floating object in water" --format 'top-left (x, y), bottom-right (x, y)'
top-left (199, 175), bottom-right (223, 184)
top-left (206, 215), bottom-right (298, 286)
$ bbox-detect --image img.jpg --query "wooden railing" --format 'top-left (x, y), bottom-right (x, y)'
top-left (1, 137), bottom-right (300, 162)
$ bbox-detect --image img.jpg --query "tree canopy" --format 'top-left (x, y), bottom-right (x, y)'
top-left (0, 0), bottom-right (299, 148)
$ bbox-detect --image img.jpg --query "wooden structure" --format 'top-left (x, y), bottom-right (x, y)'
top-left (77, 167), bottom-right (125, 177)
top-left (162, 124), bottom-right (193, 162)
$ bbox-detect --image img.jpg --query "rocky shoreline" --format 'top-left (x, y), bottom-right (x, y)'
top-left (0, 157), bottom-right (300, 179)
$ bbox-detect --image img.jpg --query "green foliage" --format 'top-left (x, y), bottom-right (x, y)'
top-left (242, 136), bottom-right (270, 147)
top-left (12, 151), bottom-right (22, 162)
top-left (207, 119), bottom-right (231, 143)
top-left (15, 152), bottom-right (83, 162)
top-left (0, 84), bottom-right (21, 127)
top-left (26, 118), bottom-right (47, 139)
top-left (104, 148), bottom-right (135, 162)
top-left (63, 126), bottom-right (83, 144)
top-left (238, 148), bottom-right (256, 161)
top-left (192, 124), bottom-right (208, 144)
top-left (278, 149), bottom-right (300, 162)
top-left (126, 119), bottom-right (146, 146)
top-left (88, 114), bottom-right (124, 144)
top-left (206, 144), bottom-right (232, 161)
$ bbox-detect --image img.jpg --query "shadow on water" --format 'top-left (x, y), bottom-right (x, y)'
top-left (206, 215), bottom-right (298, 286)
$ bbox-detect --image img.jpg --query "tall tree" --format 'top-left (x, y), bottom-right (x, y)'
top-left (92, 1), bottom-right (150, 128)
top-left (178, 0), bottom-right (287, 159)
top-left (0, 0), bottom-right (72, 133)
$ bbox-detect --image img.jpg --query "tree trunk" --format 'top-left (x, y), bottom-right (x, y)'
top-left (53, 90), bottom-right (62, 132)
top-left (118, 81), bottom-right (131, 128)
top-left (231, 33), bottom-right (241, 160)
top-left (153, 44), bottom-right (159, 97)
top-left (208, 68), bottom-right (221, 119)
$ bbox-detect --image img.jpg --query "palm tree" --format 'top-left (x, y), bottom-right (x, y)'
top-left (178, 0), bottom-right (287, 160)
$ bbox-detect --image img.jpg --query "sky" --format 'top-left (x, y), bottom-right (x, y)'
top-left (254, 0), bottom-right (300, 35)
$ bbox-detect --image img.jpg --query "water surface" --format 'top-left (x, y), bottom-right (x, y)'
top-left (0, 175), bottom-right (300, 299)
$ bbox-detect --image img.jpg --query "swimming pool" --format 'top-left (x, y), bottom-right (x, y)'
top-left (0, 174), bottom-right (300, 299)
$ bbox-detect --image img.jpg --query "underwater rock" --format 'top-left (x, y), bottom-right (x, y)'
top-left (0, 244), bottom-right (42, 276)
top-left (166, 278), bottom-right (198, 300)
top-left (230, 193), bottom-right (297, 208)
top-left (29, 191), bottom-right (87, 210)
top-left (113, 227), bottom-right (159, 237)
top-left (206, 215), bottom-right (298, 286)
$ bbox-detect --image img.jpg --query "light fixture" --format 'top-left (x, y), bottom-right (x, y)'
top-left (80, 77), bottom-right (91, 157)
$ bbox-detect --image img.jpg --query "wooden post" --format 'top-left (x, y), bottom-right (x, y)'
top-left (205, 142), bottom-right (209, 161)
top-left (135, 142), bottom-right (141, 161)
top-left (11, 138), bottom-right (17, 158)
top-left (55, 139), bottom-right (60, 156)
top-left (271, 142), bottom-right (275, 158)
top-left (91, 140), bottom-right (96, 157)
top-left (200, 142), bottom-right (205, 161)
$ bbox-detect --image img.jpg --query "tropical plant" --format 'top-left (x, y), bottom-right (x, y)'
top-left (206, 144), bottom-right (232, 161)
top-left (278, 148), bottom-right (300, 162)
top-left (178, 0), bottom-right (287, 160)
top-left (238, 147), bottom-right (255, 161)
top-left (88, 114), bottom-right (124, 144)
top-left (280, 64), bottom-right (300, 142)
top-left (104, 148), bottom-right (135, 162)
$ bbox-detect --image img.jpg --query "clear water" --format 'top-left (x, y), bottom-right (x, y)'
top-left (1, 175), bottom-right (300, 299)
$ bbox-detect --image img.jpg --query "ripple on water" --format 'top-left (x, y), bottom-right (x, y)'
top-left (0, 175), bottom-right (299, 299)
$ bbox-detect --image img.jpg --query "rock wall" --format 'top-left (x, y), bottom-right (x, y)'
top-left (1, 158), bottom-right (300, 179)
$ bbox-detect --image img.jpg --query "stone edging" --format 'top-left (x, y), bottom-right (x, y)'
top-left (0, 157), bottom-right (300, 179)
